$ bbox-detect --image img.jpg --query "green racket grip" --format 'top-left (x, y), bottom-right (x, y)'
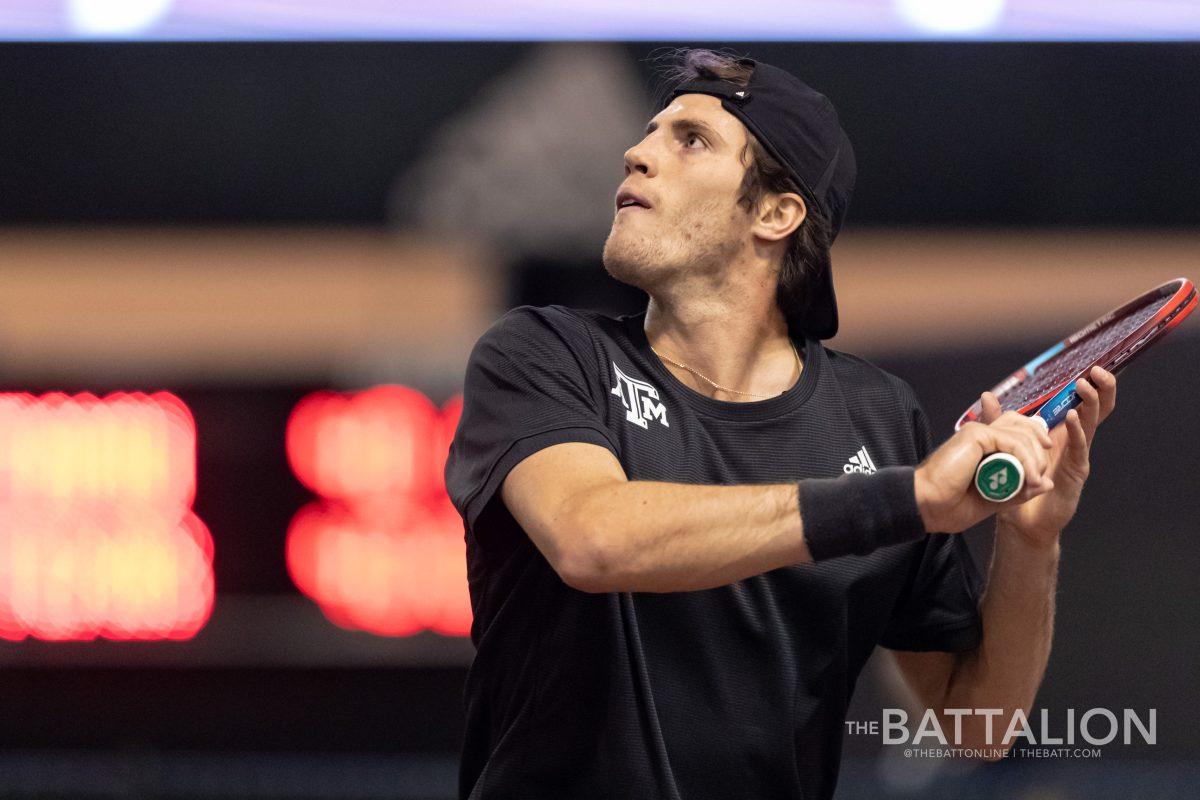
top-left (974, 452), bottom-right (1025, 502)
top-left (973, 413), bottom-right (1049, 502)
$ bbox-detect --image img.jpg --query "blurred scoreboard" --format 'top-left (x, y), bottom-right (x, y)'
top-left (0, 384), bottom-right (472, 665)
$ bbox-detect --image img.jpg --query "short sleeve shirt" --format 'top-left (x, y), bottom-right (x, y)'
top-left (445, 304), bottom-right (983, 800)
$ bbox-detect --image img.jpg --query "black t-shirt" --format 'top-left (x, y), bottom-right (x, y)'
top-left (445, 305), bottom-right (983, 800)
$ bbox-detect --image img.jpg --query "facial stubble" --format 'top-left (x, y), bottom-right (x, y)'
top-left (602, 200), bottom-right (745, 294)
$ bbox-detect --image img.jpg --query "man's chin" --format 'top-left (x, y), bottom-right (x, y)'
top-left (601, 251), bottom-right (654, 291)
top-left (602, 235), bottom-right (664, 288)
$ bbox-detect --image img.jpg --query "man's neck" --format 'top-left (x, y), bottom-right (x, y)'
top-left (643, 296), bottom-right (801, 402)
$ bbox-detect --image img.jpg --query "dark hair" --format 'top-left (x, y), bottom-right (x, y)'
top-left (653, 48), bottom-right (832, 325)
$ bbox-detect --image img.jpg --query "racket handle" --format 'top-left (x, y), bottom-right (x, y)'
top-left (973, 410), bottom-right (1055, 502)
top-left (974, 452), bottom-right (1025, 502)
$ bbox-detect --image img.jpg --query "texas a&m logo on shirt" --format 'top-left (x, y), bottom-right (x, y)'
top-left (610, 362), bottom-right (669, 430)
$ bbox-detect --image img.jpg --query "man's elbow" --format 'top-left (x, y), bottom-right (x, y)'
top-left (928, 707), bottom-right (1011, 762)
top-left (553, 519), bottom-right (629, 594)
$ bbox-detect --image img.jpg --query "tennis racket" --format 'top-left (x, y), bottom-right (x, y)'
top-left (956, 277), bottom-right (1196, 502)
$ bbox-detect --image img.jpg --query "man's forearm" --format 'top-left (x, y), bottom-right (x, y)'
top-left (566, 480), bottom-right (810, 593)
top-left (943, 519), bottom-right (1060, 750)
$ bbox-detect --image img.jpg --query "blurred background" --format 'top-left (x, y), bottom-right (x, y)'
top-left (1, 2), bottom-right (1199, 799)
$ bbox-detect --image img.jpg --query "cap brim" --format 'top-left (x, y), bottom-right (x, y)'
top-left (800, 249), bottom-right (838, 339)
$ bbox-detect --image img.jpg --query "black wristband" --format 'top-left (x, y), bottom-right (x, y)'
top-left (798, 466), bottom-right (927, 561)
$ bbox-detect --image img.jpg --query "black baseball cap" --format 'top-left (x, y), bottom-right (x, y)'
top-left (664, 58), bottom-right (856, 339)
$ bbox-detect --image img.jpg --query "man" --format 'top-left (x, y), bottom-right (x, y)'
top-left (445, 49), bottom-right (1116, 800)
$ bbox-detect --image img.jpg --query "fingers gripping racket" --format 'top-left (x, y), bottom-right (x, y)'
top-left (956, 278), bottom-right (1197, 502)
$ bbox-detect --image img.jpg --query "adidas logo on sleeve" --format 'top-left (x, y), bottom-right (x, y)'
top-left (842, 446), bottom-right (877, 474)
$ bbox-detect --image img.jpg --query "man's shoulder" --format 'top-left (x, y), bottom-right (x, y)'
top-left (467, 305), bottom-right (632, 378)
top-left (476, 304), bottom-right (625, 351)
top-left (818, 342), bottom-right (921, 409)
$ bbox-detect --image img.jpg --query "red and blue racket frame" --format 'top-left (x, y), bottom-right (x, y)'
top-left (956, 277), bottom-right (1196, 433)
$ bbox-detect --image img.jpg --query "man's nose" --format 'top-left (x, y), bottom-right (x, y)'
top-left (623, 141), bottom-right (653, 176)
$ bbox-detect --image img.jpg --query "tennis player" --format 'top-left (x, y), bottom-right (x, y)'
top-left (445, 49), bottom-right (1117, 800)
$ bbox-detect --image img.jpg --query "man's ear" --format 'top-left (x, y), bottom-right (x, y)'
top-left (753, 191), bottom-right (807, 243)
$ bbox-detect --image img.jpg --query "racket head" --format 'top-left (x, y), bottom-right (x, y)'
top-left (955, 277), bottom-right (1197, 431)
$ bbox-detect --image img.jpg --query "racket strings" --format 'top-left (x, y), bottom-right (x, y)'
top-left (998, 296), bottom-right (1167, 409)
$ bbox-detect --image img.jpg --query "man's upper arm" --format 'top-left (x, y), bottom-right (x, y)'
top-left (444, 305), bottom-right (622, 547)
top-left (501, 441), bottom-right (626, 588)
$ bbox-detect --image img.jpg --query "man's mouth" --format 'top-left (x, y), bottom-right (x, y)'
top-left (615, 189), bottom-right (653, 212)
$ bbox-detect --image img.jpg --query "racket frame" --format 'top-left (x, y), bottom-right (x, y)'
top-left (955, 277), bottom-right (1197, 432)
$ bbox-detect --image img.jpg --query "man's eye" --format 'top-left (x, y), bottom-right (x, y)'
top-left (685, 132), bottom-right (706, 149)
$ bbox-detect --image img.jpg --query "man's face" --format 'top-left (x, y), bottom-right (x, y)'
top-left (602, 93), bottom-right (755, 292)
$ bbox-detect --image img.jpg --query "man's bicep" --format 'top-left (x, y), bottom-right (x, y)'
top-left (501, 441), bottom-right (627, 585)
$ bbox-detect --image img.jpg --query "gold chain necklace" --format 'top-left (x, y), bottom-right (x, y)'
top-left (649, 339), bottom-right (801, 399)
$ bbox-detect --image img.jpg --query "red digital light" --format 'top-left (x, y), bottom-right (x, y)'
top-left (286, 385), bottom-right (444, 502)
top-left (286, 499), bottom-right (469, 637)
top-left (0, 502), bottom-right (214, 641)
top-left (285, 387), bottom-right (470, 638)
top-left (0, 391), bottom-right (196, 508)
top-left (0, 392), bottom-right (213, 642)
